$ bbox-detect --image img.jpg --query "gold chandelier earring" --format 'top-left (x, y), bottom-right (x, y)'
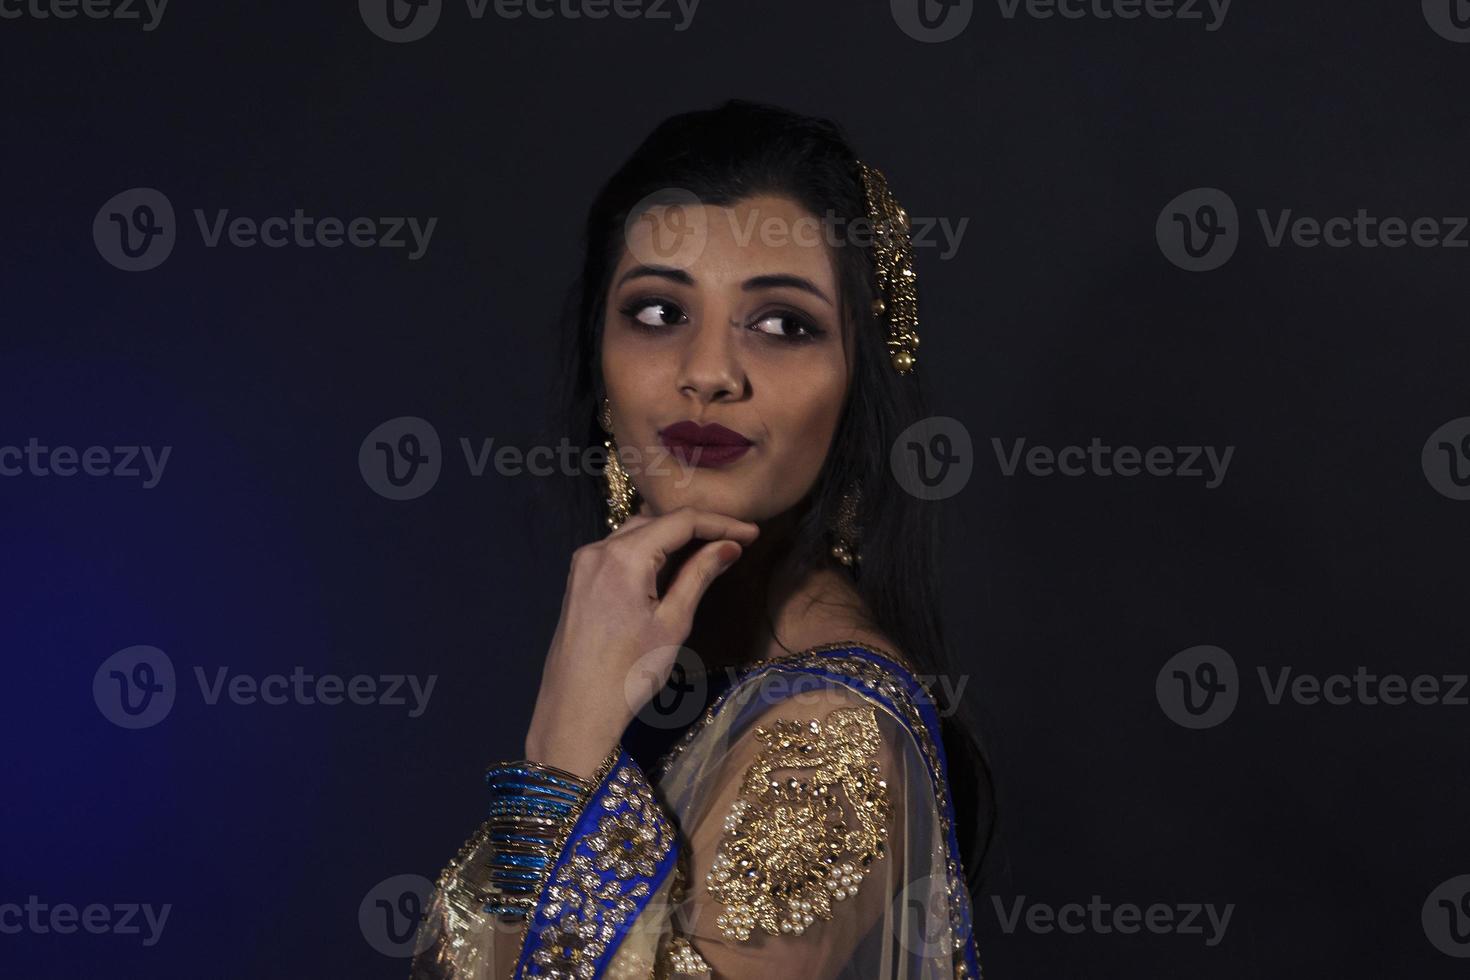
top-left (828, 481), bottom-right (863, 569)
top-left (598, 397), bottom-right (638, 532)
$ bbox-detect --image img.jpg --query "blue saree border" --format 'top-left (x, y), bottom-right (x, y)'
top-left (512, 747), bottom-right (680, 979)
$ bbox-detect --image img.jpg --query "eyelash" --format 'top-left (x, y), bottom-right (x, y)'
top-left (617, 297), bottom-right (824, 344)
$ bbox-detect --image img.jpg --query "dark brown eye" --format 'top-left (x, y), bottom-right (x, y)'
top-left (621, 298), bottom-right (687, 329)
top-left (751, 310), bottom-right (820, 342)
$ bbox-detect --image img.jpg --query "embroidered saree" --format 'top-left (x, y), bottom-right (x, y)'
top-left (409, 644), bottom-right (982, 979)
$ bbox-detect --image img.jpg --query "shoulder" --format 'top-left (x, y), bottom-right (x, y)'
top-left (698, 673), bottom-right (901, 943)
top-left (754, 630), bottom-right (927, 707)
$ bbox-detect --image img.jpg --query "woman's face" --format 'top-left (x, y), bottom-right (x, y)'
top-left (601, 193), bottom-right (851, 524)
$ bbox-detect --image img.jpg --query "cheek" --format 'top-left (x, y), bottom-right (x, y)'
top-left (601, 328), bottom-right (669, 424)
top-left (766, 374), bottom-right (847, 473)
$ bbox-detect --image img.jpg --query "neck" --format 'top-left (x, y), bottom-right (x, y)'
top-left (671, 502), bottom-right (872, 671)
top-left (675, 506), bottom-right (802, 670)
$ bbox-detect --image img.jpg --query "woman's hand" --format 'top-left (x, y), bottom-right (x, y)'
top-left (523, 505), bottom-right (761, 778)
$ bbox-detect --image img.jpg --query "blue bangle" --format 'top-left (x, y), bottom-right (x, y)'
top-left (478, 756), bottom-right (608, 920)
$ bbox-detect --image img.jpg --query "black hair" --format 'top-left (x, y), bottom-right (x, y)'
top-left (549, 98), bottom-right (997, 896)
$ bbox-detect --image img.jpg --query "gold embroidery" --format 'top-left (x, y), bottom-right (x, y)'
top-left (706, 705), bottom-right (892, 941)
top-left (652, 647), bottom-right (979, 977)
top-left (528, 762), bottom-right (675, 977)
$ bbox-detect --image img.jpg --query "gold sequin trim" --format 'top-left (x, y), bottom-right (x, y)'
top-left (526, 761), bottom-right (675, 977)
top-left (705, 704), bottom-right (892, 942)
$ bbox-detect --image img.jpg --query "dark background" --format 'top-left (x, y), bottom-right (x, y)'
top-left (3, 1), bottom-right (1468, 976)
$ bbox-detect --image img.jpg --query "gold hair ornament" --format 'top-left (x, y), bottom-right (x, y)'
top-left (857, 160), bottom-right (920, 375)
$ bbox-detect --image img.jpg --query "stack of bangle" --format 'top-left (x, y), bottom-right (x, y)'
top-left (479, 759), bottom-right (598, 919)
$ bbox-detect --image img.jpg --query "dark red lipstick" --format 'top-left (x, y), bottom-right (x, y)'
top-left (658, 421), bottom-right (754, 468)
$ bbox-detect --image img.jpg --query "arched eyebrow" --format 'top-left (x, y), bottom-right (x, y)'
top-left (743, 273), bottom-right (833, 307)
top-left (615, 264), bottom-right (694, 290)
top-left (614, 265), bottom-right (834, 308)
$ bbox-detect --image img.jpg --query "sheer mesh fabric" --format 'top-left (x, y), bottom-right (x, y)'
top-left (411, 666), bottom-right (970, 980)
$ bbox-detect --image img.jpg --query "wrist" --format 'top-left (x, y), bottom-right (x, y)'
top-left (524, 724), bottom-right (622, 782)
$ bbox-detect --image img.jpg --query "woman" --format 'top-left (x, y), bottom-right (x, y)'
top-left (411, 100), bottom-right (994, 980)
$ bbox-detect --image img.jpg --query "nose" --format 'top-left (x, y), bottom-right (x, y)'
top-left (677, 312), bottom-right (747, 404)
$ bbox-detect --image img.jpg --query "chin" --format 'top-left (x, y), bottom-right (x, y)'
top-left (641, 482), bottom-right (770, 523)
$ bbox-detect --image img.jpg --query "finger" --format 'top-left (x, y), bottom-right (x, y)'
top-left (605, 497), bottom-right (654, 538)
top-left (608, 512), bottom-right (652, 537)
top-left (657, 539), bottom-right (742, 629)
top-left (615, 508), bottom-right (760, 569)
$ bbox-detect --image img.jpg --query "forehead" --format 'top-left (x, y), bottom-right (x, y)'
top-left (618, 193), bottom-right (839, 289)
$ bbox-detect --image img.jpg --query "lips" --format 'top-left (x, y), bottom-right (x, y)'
top-left (658, 420), bottom-right (754, 468)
